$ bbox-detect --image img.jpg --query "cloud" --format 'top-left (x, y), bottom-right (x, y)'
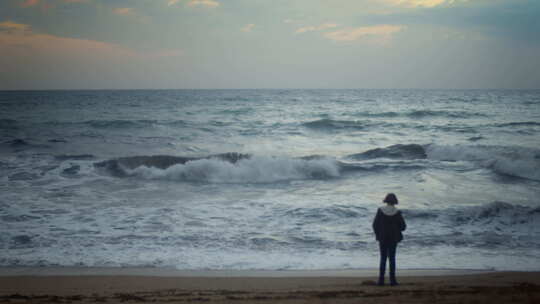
top-left (377, 0), bottom-right (540, 45)
top-left (20, 0), bottom-right (88, 8)
top-left (168, 0), bottom-right (220, 8)
top-left (148, 49), bottom-right (183, 57)
top-left (187, 0), bottom-right (220, 8)
top-left (111, 7), bottom-right (150, 23)
top-left (113, 7), bottom-right (135, 16)
top-left (20, 0), bottom-right (40, 7)
top-left (0, 21), bottom-right (137, 68)
top-left (0, 21), bottom-right (31, 33)
top-left (381, 0), bottom-right (467, 8)
top-left (295, 23), bottom-right (339, 34)
top-left (241, 24), bottom-right (255, 33)
top-left (323, 24), bottom-right (405, 41)
top-left (0, 21), bottom-right (184, 89)
top-left (295, 26), bottom-right (316, 34)
top-left (0, 21), bottom-right (181, 59)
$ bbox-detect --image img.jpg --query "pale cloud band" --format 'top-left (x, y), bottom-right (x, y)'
top-left (296, 23), bottom-right (339, 34)
top-left (0, 21), bottom-right (31, 32)
top-left (381, 0), bottom-right (468, 8)
top-left (0, 21), bottom-right (182, 59)
top-left (323, 25), bottom-right (405, 41)
top-left (21, 0), bottom-right (88, 8)
top-left (168, 0), bottom-right (181, 6)
top-left (241, 24), bottom-right (255, 33)
top-left (294, 22), bottom-right (404, 43)
top-left (187, 0), bottom-right (220, 8)
top-left (113, 7), bottom-right (135, 16)
top-left (21, 0), bottom-right (40, 7)
top-left (167, 0), bottom-right (220, 8)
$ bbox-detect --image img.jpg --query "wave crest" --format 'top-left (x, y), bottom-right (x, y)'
top-left (96, 155), bottom-right (340, 183)
top-left (94, 153), bottom-right (249, 177)
top-left (130, 156), bottom-right (340, 183)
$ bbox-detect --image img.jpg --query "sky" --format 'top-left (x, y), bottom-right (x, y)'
top-left (1, 0), bottom-right (539, 89)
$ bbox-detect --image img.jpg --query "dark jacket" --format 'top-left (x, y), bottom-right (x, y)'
top-left (372, 207), bottom-right (406, 243)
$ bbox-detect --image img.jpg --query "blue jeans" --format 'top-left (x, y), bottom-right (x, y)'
top-left (378, 241), bottom-right (397, 284)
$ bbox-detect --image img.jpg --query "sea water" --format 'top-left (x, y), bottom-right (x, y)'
top-left (1, 89), bottom-right (539, 270)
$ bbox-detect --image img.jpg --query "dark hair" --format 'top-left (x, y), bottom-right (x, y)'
top-left (383, 193), bottom-right (398, 205)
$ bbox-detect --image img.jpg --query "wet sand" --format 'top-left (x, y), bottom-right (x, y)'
top-left (0, 268), bottom-right (539, 303)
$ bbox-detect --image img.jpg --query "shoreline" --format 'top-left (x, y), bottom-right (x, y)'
top-left (0, 266), bottom-right (495, 277)
top-left (1, 269), bottom-right (539, 303)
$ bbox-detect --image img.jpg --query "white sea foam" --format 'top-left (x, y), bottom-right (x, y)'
top-left (128, 156), bottom-right (341, 183)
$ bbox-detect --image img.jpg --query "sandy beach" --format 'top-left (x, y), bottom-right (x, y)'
top-left (0, 268), bottom-right (539, 303)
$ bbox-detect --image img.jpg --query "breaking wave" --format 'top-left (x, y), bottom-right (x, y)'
top-left (93, 143), bottom-right (540, 183)
top-left (95, 154), bottom-right (340, 183)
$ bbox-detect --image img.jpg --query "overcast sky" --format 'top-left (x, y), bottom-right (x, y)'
top-left (1, 0), bottom-right (539, 89)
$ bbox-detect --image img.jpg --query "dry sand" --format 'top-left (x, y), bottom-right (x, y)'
top-left (0, 269), bottom-right (539, 303)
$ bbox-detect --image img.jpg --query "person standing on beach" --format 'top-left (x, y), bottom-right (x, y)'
top-left (372, 193), bottom-right (406, 286)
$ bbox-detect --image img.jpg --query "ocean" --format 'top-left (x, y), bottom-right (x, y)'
top-left (1, 89), bottom-right (539, 271)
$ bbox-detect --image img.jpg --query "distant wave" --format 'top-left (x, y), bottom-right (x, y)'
top-left (350, 112), bottom-right (400, 118)
top-left (35, 119), bottom-right (190, 130)
top-left (347, 143), bottom-right (540, 182)
top-left (0, 138), bottom-right (50, 152)
top-left (0, 119), bottom-right (18, 130)
top-left (302, 115), bottom-right (485, 133)
top-left (221, 96), bottom-right (250, 102)
top-left (407, 110), bottom-right (487, 119)
top-left (347, 144), bottom-right (427, 160)
top-left (86, 119), bottom-right (190, 129)
top-left (55, 154), bottom-right (95, 161)
top-left (493, 121), bottom-right (540, 128)
top-left (86, 119), bottom-right (159, 129)
top-left (350, 110), bottom-right (487, 119)
top-left (425, 144), bottom-right (540, 181)
top-left (302, 119), bottom-right (369, 131)
top-left (3, 139), bottom-right (30, 147)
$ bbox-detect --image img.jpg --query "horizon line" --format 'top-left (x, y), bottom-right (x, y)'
top-left (1, 88), bottom-right (539, 91)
